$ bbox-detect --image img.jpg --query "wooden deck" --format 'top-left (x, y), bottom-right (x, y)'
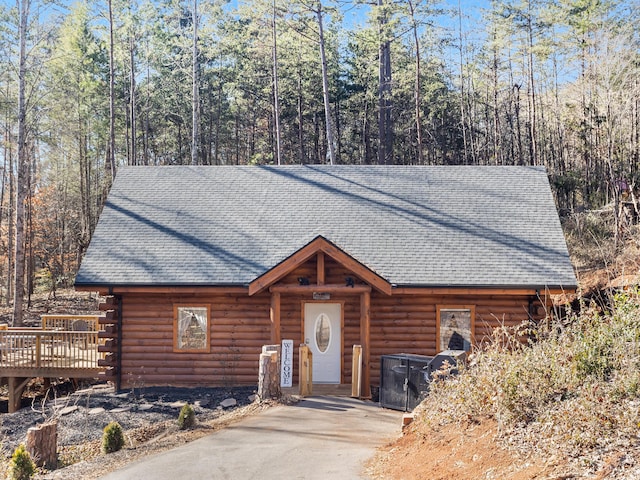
top-left (0, 316), bottom-right (104, 412)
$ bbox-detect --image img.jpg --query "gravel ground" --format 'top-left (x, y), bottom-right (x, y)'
top-left (0, 381), bottom-right (261, 479)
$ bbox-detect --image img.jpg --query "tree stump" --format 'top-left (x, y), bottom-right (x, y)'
top-left (258, 347), bottom-right (281, 400)
top-left (26, 422), bottom-right (57, 469)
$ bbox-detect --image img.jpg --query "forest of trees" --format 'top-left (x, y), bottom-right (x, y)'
top-left (0, 0), bottom-right (638, 323)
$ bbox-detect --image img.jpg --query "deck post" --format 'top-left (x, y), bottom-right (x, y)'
top-left (8, 377), bottom-right (30, 413)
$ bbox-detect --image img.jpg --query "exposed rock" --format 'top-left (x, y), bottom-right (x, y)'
top-left (59, 406), bottom-right (79, 416)
top-left (110, 406), bottom-right (131, 413)
top-left (220, 398), bottom-right (237, 408)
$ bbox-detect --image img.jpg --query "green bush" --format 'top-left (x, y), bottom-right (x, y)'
top-left (102, 421), bottom-right (125, 453)
top-left (10, 444), bottom-right (36, 480)
top-left (178, 403), bottom-right (196, 430)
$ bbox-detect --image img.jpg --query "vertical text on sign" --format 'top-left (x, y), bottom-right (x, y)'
top-left (281, 339), bottom-right (294, 388)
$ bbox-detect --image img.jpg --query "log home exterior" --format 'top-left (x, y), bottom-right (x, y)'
top-left (75, 165), bottom-right (577, 395)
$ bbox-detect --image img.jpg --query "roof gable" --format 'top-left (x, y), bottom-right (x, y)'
top-left (75, 165), bottom-right (577, 290)
top-left (248, 236), bottom-right (393, 296)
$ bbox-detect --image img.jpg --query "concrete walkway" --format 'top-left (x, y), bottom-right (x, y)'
top-left (101, 396), bottom-right (402, 480)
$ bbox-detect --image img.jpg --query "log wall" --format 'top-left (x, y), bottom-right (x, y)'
top-left (116, 256), bottom-right (544, 389)
top-left (119, 292), bottom-right (271, 388)
top-left (368, 292), bottom-right (542, 386)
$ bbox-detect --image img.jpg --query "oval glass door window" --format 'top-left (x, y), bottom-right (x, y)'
top-left (315, 314), bottom-right (331, 353)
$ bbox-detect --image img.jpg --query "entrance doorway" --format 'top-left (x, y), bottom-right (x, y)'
top-left (304, 303), bottom-right (341, 384)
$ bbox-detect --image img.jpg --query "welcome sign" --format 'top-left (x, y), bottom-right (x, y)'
top-left (281, 339), bottom-right (294, 388)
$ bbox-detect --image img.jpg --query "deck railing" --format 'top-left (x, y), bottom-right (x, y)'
top-left (41, 314), bottom-right (100, 332)
top-left (0, 326), bottom-right (103, 370)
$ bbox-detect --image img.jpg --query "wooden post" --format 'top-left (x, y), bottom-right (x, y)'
top-left (270, 292), bottom-right (281, 345)
top-left (8, 376), bottom-right (30, 413)
top-left (351, 345), bottom-right (362, 398)
top-left (360, 292), bottom-right (371, 399)
top-left (317, 252), bottom-right (325, 285)
top-left (299, 344), bottom-right (313, 397)
top-left (26, 422), bottom-right (57, 469)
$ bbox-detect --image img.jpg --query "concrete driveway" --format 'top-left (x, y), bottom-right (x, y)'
top-left (101, 396), bottom-right (402, 480)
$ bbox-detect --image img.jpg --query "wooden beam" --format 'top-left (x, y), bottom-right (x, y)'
top-left (317, 252), bottom-right (325, 286)
top-left (360, 291), bottom-right (371, 399)
top-left (270, 292), bottom-right (281, 344)
top-left (75, 285), bottom-right (249, 295)
top-left (249, 241), bottom-right (321, 295)
top-left (392, 287), bottom-right (575, 296)
top-left (1, 368), bottom-right (102, 379)
top-left (318, 242), bottom-right (392, 295)
top-left (270, 283), bottom-right (371, 294)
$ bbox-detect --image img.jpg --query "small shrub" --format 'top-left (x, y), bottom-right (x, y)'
top-left (10, 444), bottom-right (36, 480)
top-left (178, 403), bottom-right (195, 430)
top-left (102, 421), bottom-right (125, 453)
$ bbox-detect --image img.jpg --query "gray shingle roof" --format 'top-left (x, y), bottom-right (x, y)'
top-left (75, 165), bottom-right (577, 290)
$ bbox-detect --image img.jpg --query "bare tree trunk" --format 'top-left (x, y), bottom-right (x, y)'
top-left (491, 32), bottom-right (501, 165)
top-left (0, 97), bottom-right (8, 305)
top-left (316, 2), bottom-right (336, 165)
top-left (27, 153), bottom-right (35, 306)
top-left (363, 99), bottom-right (372, 164)
top-left (129, 33), bottom-right (137, 165)
top-left (525, 6), bottom-right (537, 166)
top-left (457, 0), bottom-right (468, 164)
top-left (407, 0), bottom-right (423, 164)
top-left (378, 0), bottom-right (393, 165)
top-left (143, 39), bottom-right (151, 166)
top-left (191, 0), bottom-right (200, 166)
top-left (297, 63), bottom-right (305, 164)
top-left (13, 0), bottom-right (30, 326)
top-left (6, 129), bottom-right (14, 307)
top-left (1, 121), bottom-right (8, 304)
top-left (272, 0), bottom-right (282, 165)
top-left (215, 79), bottom-right (222, 165)
top-left (107, 0), bottom-right (116, 178)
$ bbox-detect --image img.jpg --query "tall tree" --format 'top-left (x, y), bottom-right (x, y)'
top-left (191, 0), bottom-right (200, 165)
top-left (377, 0), bottom-right (393, 164)
top-left (107, 0), bottom-right (116, 177)
top-left (271, 0), bottom-right (282, 165)
top-left (13, 0), bottom-right (30, 325)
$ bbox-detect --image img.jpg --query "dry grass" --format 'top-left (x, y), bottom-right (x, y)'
top-left (414, 290), bottom-right (640, 477)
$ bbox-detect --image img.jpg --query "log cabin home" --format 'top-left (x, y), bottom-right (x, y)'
top-left (74, 165), bottom-right (577, 396)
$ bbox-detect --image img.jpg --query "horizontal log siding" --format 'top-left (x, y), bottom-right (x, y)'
top-left (368, 293), bottom-right (542, 386)
top-left (120, 293), bottom-right (271, 388)
top-left (117, 261), bottom-right (542, 389)
top-left (280, 259), bottom-right (316, 285)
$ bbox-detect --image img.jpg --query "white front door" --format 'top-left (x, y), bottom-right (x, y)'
top-left (304, 303), bottom-right (341, 384)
